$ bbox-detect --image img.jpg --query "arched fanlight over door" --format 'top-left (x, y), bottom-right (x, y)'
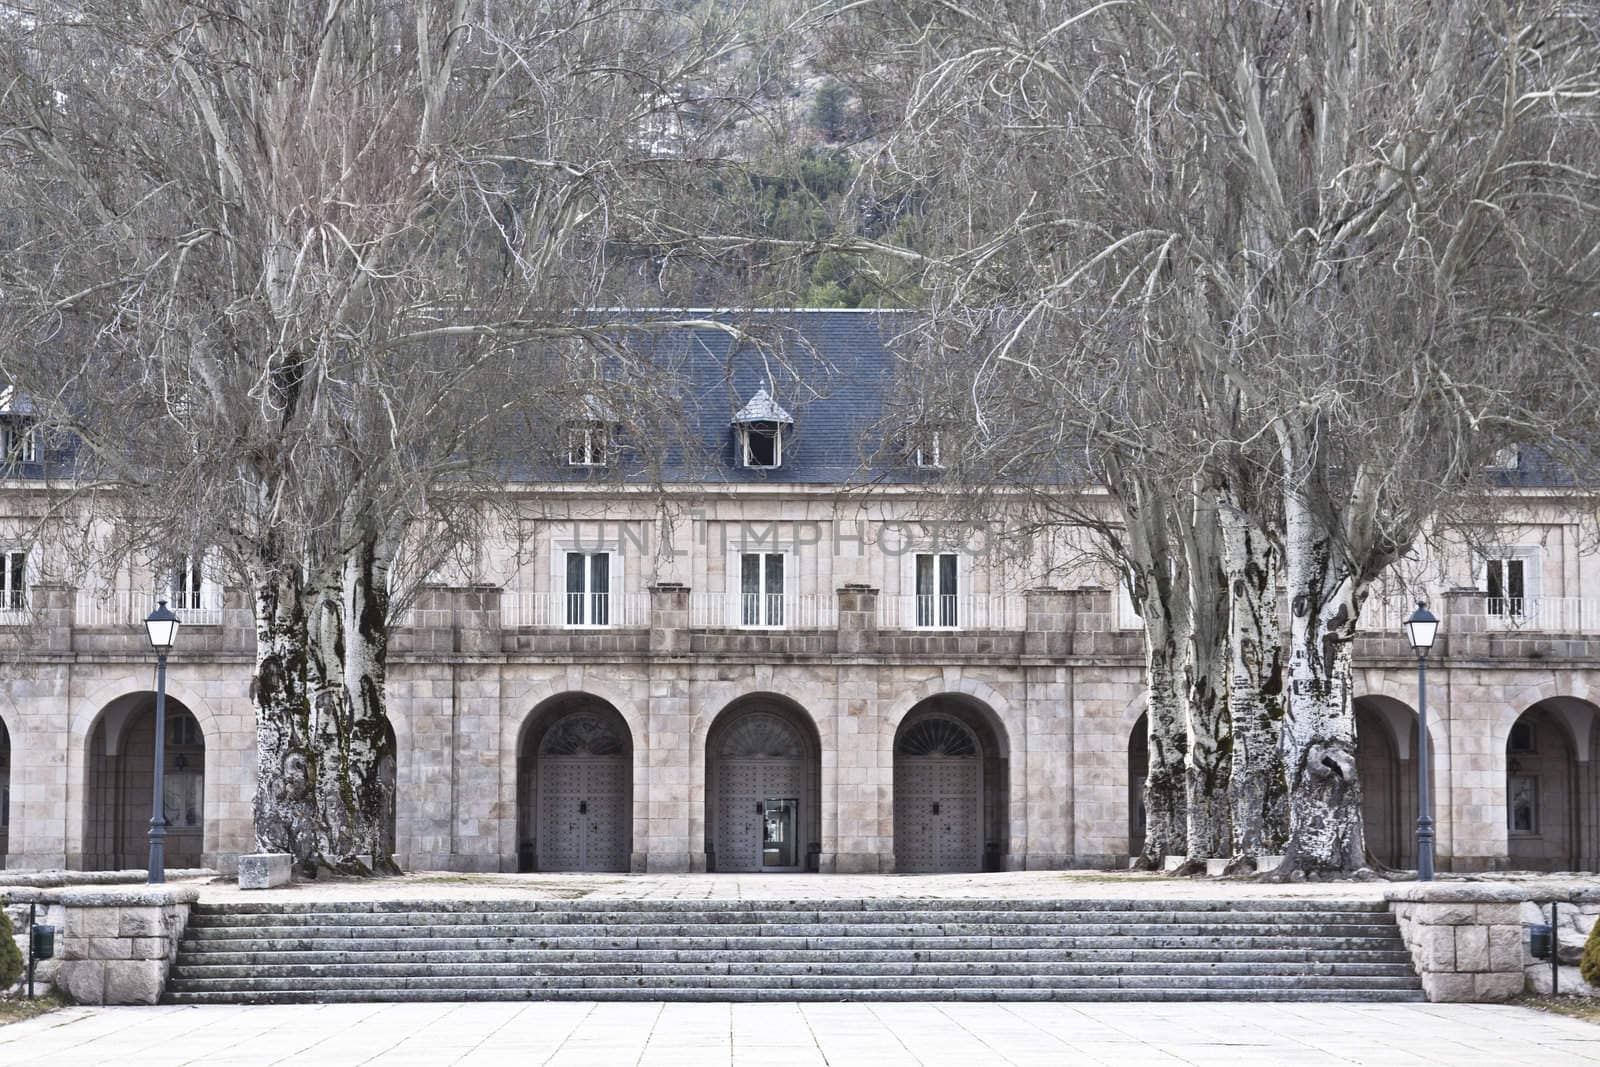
top-left (540, 711), bottom-right (629, 757)
top-left (896, 715), bottom-right (978, 758)
top-left (719, 712), bottom-right (804, 759)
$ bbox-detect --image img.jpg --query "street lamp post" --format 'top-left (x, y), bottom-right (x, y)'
top-left (1403, 600), bottom-right (1440, 881)
top-left (144, 601), bottom-right (181, 884)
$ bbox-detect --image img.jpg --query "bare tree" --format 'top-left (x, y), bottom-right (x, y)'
top-left (0, 0), bottom-right (770, 871)
top-left (823, 0), bottom-right (1600, 873)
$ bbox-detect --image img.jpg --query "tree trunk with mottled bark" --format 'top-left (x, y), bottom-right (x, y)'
top-left (1116, 468), bottom-right (1191, 867)
top-left (249, 554), bottom-right (318, 866)
top-left (1219, 490), bottom-right (1289, 857)
top-left (1179, 488), bottom-right (1230, 862)
top-left (306, 529), bottom-right (402, 874)
top-left (1278, 477), bottom-right (1369, 874)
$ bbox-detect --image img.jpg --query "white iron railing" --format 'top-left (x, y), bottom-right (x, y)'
top-left (877, 593), bottom-right (1026, 631)
top-left (74, 589), bottom-right (224, 627)
top-left (498, 590), bottom-right (649, 629)
top-left (1478, 595), bottom-right (1600, 634)
top-left (1359, 592), bottom-right (1600, 635)
top-left (1356, 593), bottom-right (1416, 634)
top-left (688, 592), bottom-right (838, 630)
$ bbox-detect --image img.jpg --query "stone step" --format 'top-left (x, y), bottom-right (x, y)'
top-left (162, 986), bottom-right (1428, 1005)
top-left (170, 960), bottom-right (1421, 980)
top-left (173, 946), bottom-right (1418, 967)
top-left (188, 898), bottom-right (1391, 916)
top-left (180, 921), bottom-right (1403, 941)
top-left (183, 907), bottom-right (1394, 928)
top-left (176, 934), bottom-right (1409, 953)
top-left (166, 898), bottom-right (1418, 1004)
top-left (165, 972), bottom-right (1422, 994)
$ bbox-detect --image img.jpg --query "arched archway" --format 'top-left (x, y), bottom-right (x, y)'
top-left (1506, 700), bottom-right (1590, 871)
top-left (515, 693), bottom-right (633, 873)
top-left (894, 694), bottom-right (1009, 872)
top-left (705, 695), bottom-right (820, 873)
top-left (84, 693), bottom-right (206, 870)
top-left (1355, 699), bottom-right (1404, 868)
top-left (1129, 712), bottom-right (1148, 859)
top-left (378, 719), bottom-right (398, 866)
top-left (0, 716), bottom-right (10, 865)
top-left (1353, 695), bottom-right (1435, 871)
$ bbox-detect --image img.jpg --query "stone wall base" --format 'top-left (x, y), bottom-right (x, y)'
top-left (2, 885), bottom-right (197, 1005)
top-left (1390, 883), bottom-right (1600, 1003)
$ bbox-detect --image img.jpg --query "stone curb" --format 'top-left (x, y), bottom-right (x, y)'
top-left (0, 869), bottom-right (216, 888)
top-left (1, 885), bottom-right (201, 907)
top-left (1386, 883), bottom-right (1600, 904)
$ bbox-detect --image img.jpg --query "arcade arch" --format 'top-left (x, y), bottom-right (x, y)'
top-left (705, 696), bottom-right (820, 873)
top-left (894, 695), bottom-right (1009, 872)
top-left (515, 694), bottom-right (633, 873)
top-left (0, 716), bottom-right (9, 863)
top-left (1129, 712), bottom-right (1148, 858)
top-left (1505, 698), bottom-right (1597, 871)
top-left (84, 693), bottom-right (207, 870)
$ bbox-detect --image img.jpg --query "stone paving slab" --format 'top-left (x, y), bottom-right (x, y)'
top-left (180, 869), bottom-right (1600, 906)
top-left (0, 1000), bottom-right (1595, 1065)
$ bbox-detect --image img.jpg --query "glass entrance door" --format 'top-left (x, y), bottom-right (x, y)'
top-left (761, 797), bottom-right (798, 868)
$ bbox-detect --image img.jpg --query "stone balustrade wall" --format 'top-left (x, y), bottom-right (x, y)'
top-left (1388, 883), bottom-right (1600, 1002)
top-left (1, 885), bottom-right (197, 1005)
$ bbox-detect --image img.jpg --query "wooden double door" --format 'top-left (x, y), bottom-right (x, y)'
top-left (894, 756), bottom-right (981, 873)
top-left (537, 756), bottom-right (630, 872)
top-left (715, 758), bottom-right (806, 872)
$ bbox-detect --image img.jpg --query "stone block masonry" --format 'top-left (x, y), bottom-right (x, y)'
top-left (1, 885), bottom-right (196, 1004)
top-left (1388, 883), bottom-right (1600, 1002)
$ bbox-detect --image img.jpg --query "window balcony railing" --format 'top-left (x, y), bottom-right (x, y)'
top-left (73, 589), bottom-right (224, 628)
top-left (499, 590), bottom-right (648, 629)
top-left (878, 593), bottom-right (1026, 631)
top-left (1358, 592), bottom-right (1600, 636)
top-left (1480, 595), bottom-right (1600, 634)
top-left (688, 592), bottom-right (837, 630)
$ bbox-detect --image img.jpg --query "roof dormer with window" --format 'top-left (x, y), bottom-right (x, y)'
top-left (0, 387), bottom-right (39, 471)
top-left (732, 388), bottom-right (792, 470)
top-left (565, 394), bottom-right (614, 468)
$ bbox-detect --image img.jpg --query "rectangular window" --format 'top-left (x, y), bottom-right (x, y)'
top-left (739, 552), bottom-right (784, 627)
top-left (1508, 774), bottom-right (1538, 834)
top-left (2, 421), bottom-right (37, 465)
top-left (913, 431), bottom-right (942, 469)
top-left (567, 423), bottom-right (608, 467)
top-left (0, 550), bottom-right (25, 611)
top-left (1485, 556), bottom-right (1525, 617)
top-left (171, 555), bottom-right (204, 610)
top-left (914, 552), bottom-right (959, 627)
top-left (1488, 445), bottom-right (1520, 471)
top-left (164, 771), bottom-right (204, 829)
top-left (564, 551), bottom-right (611, 626)
top-left (742, 425), bottom-right (780, 468)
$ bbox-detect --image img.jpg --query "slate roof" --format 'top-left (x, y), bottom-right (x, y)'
top-left (561, 308), bottom-right (928, 486)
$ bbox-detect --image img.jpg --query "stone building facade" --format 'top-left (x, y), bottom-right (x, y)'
top-left (0, 311), bottom-right (1595, 876)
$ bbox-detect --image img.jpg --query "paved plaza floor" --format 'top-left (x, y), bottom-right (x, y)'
top-left (188, 867), bottom-right (1600, 904)
top-left (0, 1001), bottom-right (1595, 1066)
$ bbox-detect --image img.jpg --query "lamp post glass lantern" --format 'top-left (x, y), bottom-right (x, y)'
top-left (145, 601), bottom-right (180, 884)
top-left (1403, 600), bottom-right (1438, 881)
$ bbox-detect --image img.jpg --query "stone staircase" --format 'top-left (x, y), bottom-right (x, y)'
top-left (163, 898), bottom-right (1424, 1003)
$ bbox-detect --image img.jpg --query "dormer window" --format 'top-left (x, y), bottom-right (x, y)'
top-left (743, 423), bottom-right (781, 468)
top-left (1, 422), bottom-right (36, 466)
top-left (566, 393), bottom-right (614, 468)
top-left (732, 388), bottom-right (793, 470)
top-left (0, 385), bottom-right (38, 467)
top-left (912, 430), bottom-right (943, 469)
top-left (1488, 445), bottom-right (1520, 472)
top-left (567, 422), bottom-right (609, 467)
